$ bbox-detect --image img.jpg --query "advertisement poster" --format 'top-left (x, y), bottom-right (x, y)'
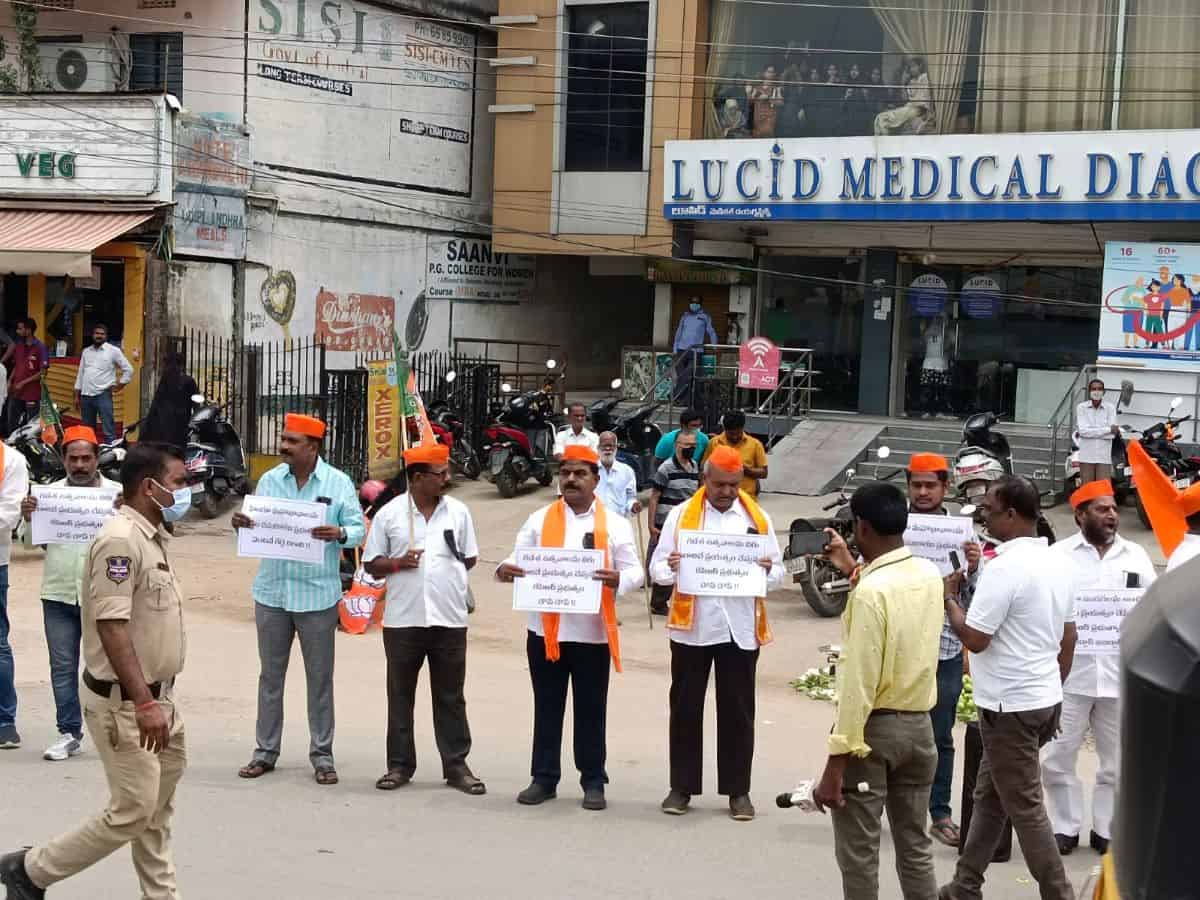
top-left (737, 336), bottom-right (781, 389)
top-left (1100, 242), bottom-right (1200, 371)
top-left (315, 291), bottom-right (395, 351)
top-left (426, 237), bottom-right (536, 302)
top-left (366, 359), bottom-right (401, 480)
top-left (909, 274), bottom-right (948, 317)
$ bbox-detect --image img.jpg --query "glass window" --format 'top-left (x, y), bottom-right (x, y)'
top-left (130, 32), bottom-right (184, 99)
top-left (1119, 0), bottom-right (1200, 130)
top-left (564, 2), bottom-right (649, 172)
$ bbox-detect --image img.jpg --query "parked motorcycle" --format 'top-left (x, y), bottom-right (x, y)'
top-left (184, 393), bottom-right (249, 518)
top-left (428, 375), bottom-right (481, 480)
top-left (97, 420), bottom-right (139, 484)
top-left (482, 384), bottom-right (556, 498)
top-left (1130, 396), bottom-right (1200, 528)
top-left (588, 378), bottom-right (661, 488)
top-left (6, 417), bottom-right (64, 485)
top-left (1064, 380), bottom-right (1136, 502)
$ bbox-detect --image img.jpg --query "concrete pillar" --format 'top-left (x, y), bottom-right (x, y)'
top-left (652, 282), bottom-right (672, 348)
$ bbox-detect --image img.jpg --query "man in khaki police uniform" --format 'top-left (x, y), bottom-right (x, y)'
top-left (0, 443), bottom-right (191, 900)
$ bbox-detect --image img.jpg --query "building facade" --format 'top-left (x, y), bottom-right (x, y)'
top-left (492, 0), bottom-right (1200, 428)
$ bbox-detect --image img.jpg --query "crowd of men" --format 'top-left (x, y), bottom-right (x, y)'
top-left (0, 393), bottom-right (1163, 900)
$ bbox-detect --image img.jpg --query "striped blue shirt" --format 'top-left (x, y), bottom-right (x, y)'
top-left (250, 458), bottom-right (365, 612)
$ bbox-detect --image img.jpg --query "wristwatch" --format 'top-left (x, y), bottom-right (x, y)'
top-left (337, 527), bottom-right (347, 544)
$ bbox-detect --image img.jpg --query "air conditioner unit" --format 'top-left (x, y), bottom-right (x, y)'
top-left (39, 42), bottom-right (117, 92)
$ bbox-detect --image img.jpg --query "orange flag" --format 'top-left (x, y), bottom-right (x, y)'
top-left (1127, 440), bottom-right (1186, 558)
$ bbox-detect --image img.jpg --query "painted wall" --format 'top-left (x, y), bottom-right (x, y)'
top-left (167, 260), bottom-right (236, 339)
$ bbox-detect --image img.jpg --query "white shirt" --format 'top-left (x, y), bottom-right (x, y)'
top-left (1052, 531), bottom-right (1156, 699)
top-left (597, 458), bottom-right (637, 517)
top-left (650, 499), bottom-right (785, 651)
top-left (552, 427), bottom-right (599, 458)
top-left (500, 499), bottom-right (643, 644)
top-left (1075, 400), bottom-right (1117, 465)
top-left (1166, 532), bottom-right (1200, 572)
top-left (362, 494), bottom-right (478, 629)
top-left (966, 536), bottom-right (1076, 713)
top-left (0, 448), bottom-right (28, 566)
top-left (74, 342), bottom-right (134, 396)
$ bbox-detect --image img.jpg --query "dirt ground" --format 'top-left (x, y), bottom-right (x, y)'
top-left (0, 477), bottom-right (1120, 898)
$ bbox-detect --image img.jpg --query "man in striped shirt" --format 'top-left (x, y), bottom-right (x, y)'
top-left (233, 414), bottom-right (365, 786)
top-left (645, 430), bottom-right (700, 615)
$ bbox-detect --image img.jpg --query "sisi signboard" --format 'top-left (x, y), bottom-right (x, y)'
top-left (664, 130), bottom-right (1200, 222)
top-left (737, 336), bottom-right (781, 389)
top-left (1099, 241), bottom-right (1200, 371)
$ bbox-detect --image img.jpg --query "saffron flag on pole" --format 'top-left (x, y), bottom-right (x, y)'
top-left (1126, 439), bottom-right (1187, 558)
top-left (40, 381), bottom-right (62, 445)
top-left (391, 329), bottom-right (437, 448)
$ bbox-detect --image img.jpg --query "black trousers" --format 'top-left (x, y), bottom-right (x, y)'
top-left (383, 626), bottom-right (472, 779)
top-left (526, 631), bottom-right (611, 790)
top-left (669, 639), bottom-right (758, 797)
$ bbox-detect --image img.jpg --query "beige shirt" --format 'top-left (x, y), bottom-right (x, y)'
top-left (82, 505), bottom-right (186, 684)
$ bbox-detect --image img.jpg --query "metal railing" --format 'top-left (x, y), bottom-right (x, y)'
top-left (451, 337), bottom-right (566, 409)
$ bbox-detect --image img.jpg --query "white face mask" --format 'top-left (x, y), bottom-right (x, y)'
top-left (1090, 390), bottom-right (1104, 402)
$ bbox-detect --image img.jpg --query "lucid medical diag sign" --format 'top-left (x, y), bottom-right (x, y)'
top-left (664, 130), bottom-right (1200, 222)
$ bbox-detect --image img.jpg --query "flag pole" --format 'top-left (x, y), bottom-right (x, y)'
top-left (394, 333), bottom-right (416, 539)
top-left (634, 513), bottom-right (653, 630)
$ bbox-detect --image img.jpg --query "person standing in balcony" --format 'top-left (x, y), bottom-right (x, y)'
top-left (672, 298), bottom-right (717, 404)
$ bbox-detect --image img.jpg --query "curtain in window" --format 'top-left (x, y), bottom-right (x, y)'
top-left (869, 0), bottom-right (973, 135)
top-left (704, 0), bottom-right (741, 138)
top-left (1119, 0), bottom-right (1200, 130)
top-left (977, 0), bottom-right (1116, 134)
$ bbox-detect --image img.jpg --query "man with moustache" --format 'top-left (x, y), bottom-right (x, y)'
top-left (1042, 480), bottom-right (1154, 856)
top-left (73, 324), bottom-right (134, 445)
top-left (497, 445), bottom-right (643, 811)
top-left (19, 425), bottom-right (121, 762)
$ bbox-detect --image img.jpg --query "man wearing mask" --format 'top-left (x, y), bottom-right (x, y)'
top-left (702, 411), bottom-right (768, 496)
top-left (496, 445), bottom-right (643, 811)
top-left (1, 443), bottom-right (190, 900)
top-left (939, 475), bottom-right (1076, 900)
top-left (651, 446), bottom-right (784, 821)
top-left (19, 426), bottom-right (120, 762)
top-left (233, 414), bottom-right (365, 786)
top-left (672, 297), bottom-right (717, 404)
top-left (1074, 379), bottom-right (1119, 484)
top-left (654, 408), bottom-right (710, 463)
top-left (1043, 480), bottom-right (1154, 856)
top-left (596, 432), bottom-right (640, 518)
top-left (645, 430), bottom-right (701, 615)
top-left (906, 452), bottom-right (981, 848)
top-left (364, 444), bottom-right (484, 796)
top-left (74, 324), bottom-right (134, 445)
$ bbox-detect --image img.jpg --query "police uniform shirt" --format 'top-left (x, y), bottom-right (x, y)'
top-left (82, 505), bottom-right (186, 684)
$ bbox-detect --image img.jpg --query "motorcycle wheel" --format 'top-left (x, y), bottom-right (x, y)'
top-left (497, 468), bottom-right (519, 498)
top-left (800, 559), bottom-right (850, 618)
top-left (536, 467), bottom-right (554, 487)
top-left (194, 491), bottom-right (221, 519)
top-left (458, 441), bottom-right (481, 480)
top-left (1134, 492), bottom-right (1151, 529)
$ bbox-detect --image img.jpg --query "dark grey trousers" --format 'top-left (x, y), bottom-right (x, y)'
top-left (252, 603), bottom-right (338, 770)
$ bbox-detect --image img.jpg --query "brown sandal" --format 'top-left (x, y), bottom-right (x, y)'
top-left (238, 760), bottom-right (275, 779)
top-left (314, 766), bottom-right (339, 785)
top-left (376, 769), bottom-right (411, 791)
top-left (931, 819), bottom-right (961, 847)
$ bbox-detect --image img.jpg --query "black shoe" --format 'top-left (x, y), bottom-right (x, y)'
top-left (729, 794), bottom-right (756, 821)
top-left (516, 782), bottom-right (557, 806)
top-left (1055, 833), bottom-right (1079, 856)
top-left (650, 603), bottom-right (668, 616)
top-left (582, 788), bottom-right (606, 811)
top-left (1090, 831), bottom-right (1110, 854)
top-left (661, 790), bottom-right (691, 815)
top-left (0, 850), bottom-right (45, 899)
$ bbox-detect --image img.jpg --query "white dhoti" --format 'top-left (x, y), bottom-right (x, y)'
top-left (1040, 691), bottom-right (1120, 839)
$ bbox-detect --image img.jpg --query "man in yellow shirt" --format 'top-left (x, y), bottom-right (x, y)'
top-left (815, 481), bottom-right (944, 900)
top-left (702, 411), bottom-right (767, 496)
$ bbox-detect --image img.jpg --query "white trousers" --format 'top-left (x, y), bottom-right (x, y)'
top-left (1040, 692), bottom-right (1119, 839)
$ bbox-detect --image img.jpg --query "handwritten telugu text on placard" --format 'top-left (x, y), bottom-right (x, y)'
top-left (236, 496), bottom-right (326, 564)
top-left (1075, 588), bottom-right (1142, 655)
top-left (677, 530), bottom-right (772, 597)
top-left (512, 548), bottom-right (604, 614)
top-left (30, 485), bottom-right (120, 545)
top-left (904, 514), bottom-right (976, 576)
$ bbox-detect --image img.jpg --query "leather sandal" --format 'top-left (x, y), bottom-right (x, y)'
top-left (446, 772), bottom-right (487, 796)
top-left (314, 766), bottom-right (339, 785)
top-left (238, 760), bottom-right (275, 779)
top-left (375, 770), bottom-right (411, 791)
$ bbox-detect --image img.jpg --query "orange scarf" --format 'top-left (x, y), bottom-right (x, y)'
top-left (667, 487), bottom-right (774, 646)
top-left (539, 498), bottom-right (622, 672)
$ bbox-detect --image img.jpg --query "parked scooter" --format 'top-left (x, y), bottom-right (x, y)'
top-left (1130, 396), bottom-right (1200, 528)
top-left (1064, 380), bottom-right (1136, 502)
top-left (184, 393), bottom-right (249, 518)
top-left (98, 420), bottom-right (139, 484)
top-left (588, 378), bottom-right (661, 488)
top-left (482, 384), bottom-right (557, 498)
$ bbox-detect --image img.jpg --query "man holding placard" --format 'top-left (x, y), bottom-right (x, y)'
top-left (905, 452), bottom-right (981, 848)
top-left (650, 445), bottom-right (784, 821)
top-left (1043, 480), bottom-right (1154, 857)
top-left (19, 425), bottom-right (119, 762)
top-left (496, 444), bottom-right (642, 811)
top-left (362, 444), bottom-right (485, 797)
top-left (233, 414), bottom-right (364, 787)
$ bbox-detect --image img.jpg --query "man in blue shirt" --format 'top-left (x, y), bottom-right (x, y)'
top-left (672, 298), bottom-right (717, 403)
top-left (596, 431), bottom-right (640, 517)
top-left (232, 413), bottom-right (365, 786)
top-left (654, 408), bottom-right (710, 462)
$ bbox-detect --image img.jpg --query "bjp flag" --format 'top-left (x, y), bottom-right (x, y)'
top-left (1127, 440), bottom-right (1187, 558)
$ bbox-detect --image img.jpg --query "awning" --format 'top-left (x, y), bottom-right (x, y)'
top-left (0, 209), bottom-right (156, 278)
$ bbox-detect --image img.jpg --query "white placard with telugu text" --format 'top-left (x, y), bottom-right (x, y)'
top-left (29, 485), bottom-right (120, 545)
top-left (677, 530), bottom-right (772, 597)
top-left (1075, 587), bottom-right (1142, 655)
top-left (904, 514), bottom-right (977, 576)
top-left (237, 495), bottom-right (326, 564)
top-left (512, 547), bottom-right (604, 614)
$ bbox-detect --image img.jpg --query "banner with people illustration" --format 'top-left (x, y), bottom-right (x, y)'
top-left (1100, 242), bottom-right (1200, 371)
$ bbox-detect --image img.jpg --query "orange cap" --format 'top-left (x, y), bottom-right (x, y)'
top-left (708, 445), bottom-right (744, 473)
top-left (1178, 482), bottom-right (1200, 517)
top-left (403, 443), bottom-right (450, 466)
top-left (562, 444), bottom-right (599, 465)
top-left (908, 452), bottom-right (949, 474)
top-left (284, 413), bottom-right (326, 439)
top-left (62, 425), bottom-right (99, 447)
top-left (1070, 479), bottom-right (1114, 509)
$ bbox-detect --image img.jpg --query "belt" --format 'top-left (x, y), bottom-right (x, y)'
top-left (83, 670), bottom-right (168, 702)
top-left (870, 708), bottom-right (927, 717)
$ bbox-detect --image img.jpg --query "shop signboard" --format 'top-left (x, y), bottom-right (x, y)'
top-left (1099, 242), bottom-right (1200, 371)
top-left (173, 191), bottom-right (248, 259)
top-left (908, 274), bottom-right (948, 317)
top-left (366, 358), bottom-right (401, 480)
top-left (173, 115), bottom-right (250, 259)
top-left (737, 336), bottom-right (781, 389)
top-left (664, 130), bottom-right (1200, 222)
top-left (961, 275), bottom-right (1002, 320)
top-left (315, 290), bottom-right (395, 351)
top-left (425, 236), bottom-right (536, 302)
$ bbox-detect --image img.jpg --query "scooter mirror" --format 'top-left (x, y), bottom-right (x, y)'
top-left (501, 383), bottom-right (512, 394)
top-left (1171, 396), bottom-right (1183, 410)
top-left (875, 446), bottom-right (891, 459)
top-left (960, 504), bottom-right (976, 517)
top-left (845, 467), bottom-right (856, 478)
top-left (610, 378), bottom-right (622, 390)
top-left (546, 359), bottom-right (557, 370)
top-left (1119, 380), bottom-right (1134, 407)
top-left (445, 370), bottom-right (457, 384)
top-left (190, 394), bottom-right (205, 404)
